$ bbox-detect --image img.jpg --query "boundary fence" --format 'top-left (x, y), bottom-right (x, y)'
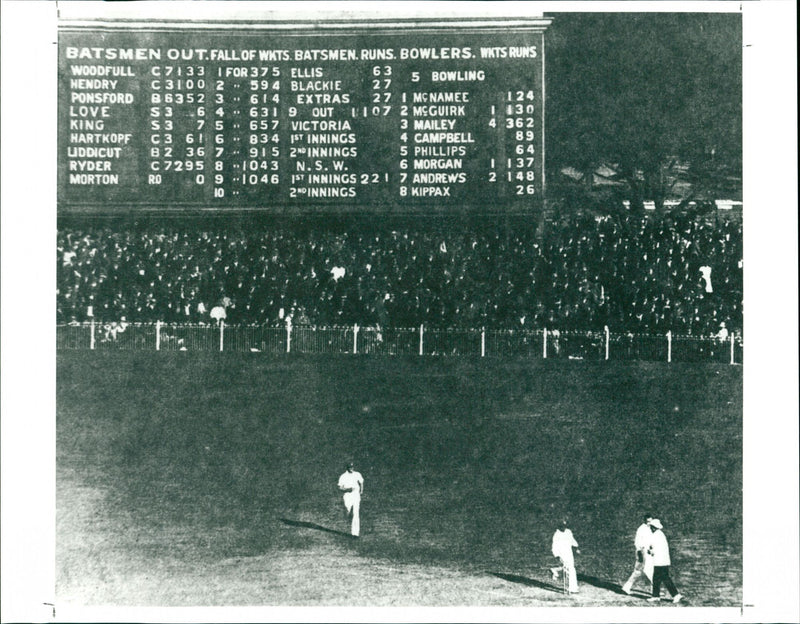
top-left (57, 321), bottom-right (743, 364)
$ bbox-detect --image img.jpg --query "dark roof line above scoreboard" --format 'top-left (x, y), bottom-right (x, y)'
top-left (58, 2), bottom-right (549, 24)
top-left (59, 17), bottom-right (553, 34)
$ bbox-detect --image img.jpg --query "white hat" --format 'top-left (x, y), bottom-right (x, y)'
top-left (649, 518), bottom-right (663, 529)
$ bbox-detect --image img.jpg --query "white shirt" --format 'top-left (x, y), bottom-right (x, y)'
top-left (648, 529), bottom-right (671, 566)
top-left (700, 266), bottom-right (713, 293)
top-left (338, 470), bottom-right (363, 496)
top-left (552, 528), bottom-right (578, 562)
top-left (634, 523), bottom-right (652, 552)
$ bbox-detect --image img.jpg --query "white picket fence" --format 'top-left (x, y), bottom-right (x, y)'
top-left (56, 321), bottom-right (743, 364)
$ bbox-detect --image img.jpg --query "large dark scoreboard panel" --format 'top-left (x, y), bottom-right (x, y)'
top-left (58, 25), bottom-right (546, 213)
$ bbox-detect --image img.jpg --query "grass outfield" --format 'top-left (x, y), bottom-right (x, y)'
top-left (57, 352), bottom-right (742, 607)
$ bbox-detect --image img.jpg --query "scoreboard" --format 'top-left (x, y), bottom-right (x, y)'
top-left (58, 19), bottom-right (550, 213)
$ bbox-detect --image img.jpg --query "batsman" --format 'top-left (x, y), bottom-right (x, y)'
top-left (551, 519), bottom-right (580, 593)
top-left (337, 461), bottom-right (364, 537)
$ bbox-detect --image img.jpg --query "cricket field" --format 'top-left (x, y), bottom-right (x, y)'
top-left (57, 352), bottom-right (742, 607)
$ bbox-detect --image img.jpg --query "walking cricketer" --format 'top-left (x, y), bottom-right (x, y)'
top-left (337, 462), bottom-right (364, 537)
top-left (622, 512), bottom-right (655, 595)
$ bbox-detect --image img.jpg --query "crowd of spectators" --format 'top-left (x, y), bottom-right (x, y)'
top-left (57, 210), bottom-right (742, 336)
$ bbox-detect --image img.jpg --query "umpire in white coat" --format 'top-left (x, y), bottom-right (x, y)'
top-left (646, 518), bottom-right (683, 603)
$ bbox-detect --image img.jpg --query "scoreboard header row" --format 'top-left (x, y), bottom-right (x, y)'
top-left (58, 21), bottom-right (550, 214)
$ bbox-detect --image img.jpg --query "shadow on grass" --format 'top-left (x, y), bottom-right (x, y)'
top-left (279, 518), bottom-right (352, 538)
top-left (489, 572), bottom-right (564, 594)
top-left (576, 573), bottom-right (630, 595)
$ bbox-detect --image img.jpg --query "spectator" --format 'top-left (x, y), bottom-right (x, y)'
top-left (56, 208), bottom-right (742, 335)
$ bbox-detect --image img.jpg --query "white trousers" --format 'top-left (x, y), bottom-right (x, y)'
top-left (343, 492), bottom-right (360, 536)
top-left (553, 557), bottom-right (578, 593)
top-left (563, 562), bottom-right (578, 593)
top-left (623, 556), bottom-right (653, 591)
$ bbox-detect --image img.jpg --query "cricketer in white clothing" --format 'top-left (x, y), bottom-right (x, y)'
top-left (551, 520), bottom-right (580, 593)
top-left (337, 462), bottom-right (364, 537)
top-left (622, 513), bottom-right (655, 594)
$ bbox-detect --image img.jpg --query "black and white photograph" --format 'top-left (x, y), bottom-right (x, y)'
top-left (1, 1), bottom-right (797, 622)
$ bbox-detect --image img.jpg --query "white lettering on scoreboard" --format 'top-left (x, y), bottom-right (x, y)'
top-left (59, 28), bottom-right (547, 210)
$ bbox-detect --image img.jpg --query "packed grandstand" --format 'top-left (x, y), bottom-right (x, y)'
top-left (57, 205), bottom-right (742, 338)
